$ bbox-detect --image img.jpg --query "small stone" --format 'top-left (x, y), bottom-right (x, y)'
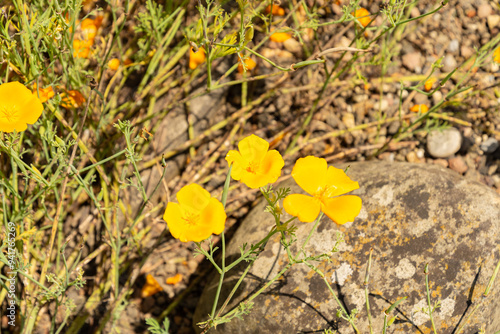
top-left (416, 148), bottom-right (425, 159)
top-left (406, 151), bottom-right (420, 163)
top-left (461, 46), bottom-right (474, 58)
top-left (402, 52), bottom-right (422, 73)
top-left (433, 159), bottom-right (449, 168)
top-left (410, 7), bottom-right (420, 18)
top-left (432, 91), bottom-right (443, 105)
top-left (443, 54), bottom-right (458, 72)
top-left (448, 39), bottom-right (459, 53)
top-left (448, 157), bottom-right (468, 174)
top-left (478, 3), bottom-right (492, 18)
top-left (480, 137), bottom-right (499, 153)
top-left (342, 113), bottom-right (355, 129)
top-left (466, 9), bottom-right (476, 18)
top-left (427, 128), bottom-right (462, 158)
top-left (488, 15), bottom-right (500, 30)
top-left (379, 152), bottom-right (394, 162)
top-left (283, 38), bottom-right (302, 54)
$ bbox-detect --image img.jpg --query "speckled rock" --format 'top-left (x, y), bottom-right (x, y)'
top-left (194, 161), bottom-right (500, 333)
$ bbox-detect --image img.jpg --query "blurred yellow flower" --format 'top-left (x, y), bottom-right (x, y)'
top-left (73, 39), bottom-right (93, 58)
top-left (60, 90), bottom-right (85, 109)
top-left (283, 156), bottom-right (362, 224)
top-left (352, 8), bottom-right (371, 28)
top-left (108, 58), bottom-right (120, 70)
top-left (163, 184), bottom-right (226, 242)
top-left (141, 274), bottom-right (163, 298)
top-left (494, 48), bottom-right (500, 64)
top-left (32, 84), bottom-right (55, 103)
top-left (225, 134), bottom-right (284, 189)
top-left (189, 47), bottom-right (206, 69)
top-left (410, 104), bottom-right (429, 113)
top-left (0, 82), bottom-right (43, 133)
top-left (265, 4), bottom-right (285, 16)
top-left (270, 32), bottom-right (291, 43)
top-left (237, 55), bottom-right (257, 73)
top-left (166, 273), bottom-right (183, 285)
top-left (424, 77), bottom-right (437, 92)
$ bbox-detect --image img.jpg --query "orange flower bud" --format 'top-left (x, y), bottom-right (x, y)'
top-left (189, 47), bottom-right (206, 69)
top-left (424, 77), bottom-right (437, 92)
top-left (410, 104), bottom-right (429, 113)
top-left (108, 58), bottom-right (120, 70)
top-left (352, 8), bottom-right (371, 28)
top-left (265, 4), bottom-right (285, 16)
top-left (237, 55), bottom-right (257, 73)
top-left (270, 32), bottom-right (291, 43)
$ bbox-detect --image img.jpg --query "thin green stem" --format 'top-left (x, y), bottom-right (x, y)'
top-left (424, 264), bottom-right (438, 334)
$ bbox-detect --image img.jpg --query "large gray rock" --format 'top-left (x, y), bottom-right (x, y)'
top-left (194, 161), bottom-right (500, 333)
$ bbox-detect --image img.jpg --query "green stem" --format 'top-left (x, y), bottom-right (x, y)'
top-left (424, 264), bottom-right (438, 334)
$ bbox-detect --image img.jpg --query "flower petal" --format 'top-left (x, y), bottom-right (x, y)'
top-left (176, 183), bottom-right (210, 213)
top-left (257, 149), bottom-right (284, 184)
top-left (199, 198), bottom-right (226, 236)
top-left (325, 166), bottom-right (360, 197)
top-left (163, 202), bottom-right (188, 241)
top-left (0, 82), bottom-right (43, 133)
top-left (237, 134), bottom-right (269, 163)
top-left (283, 194), bottom-right (321, 223)
top-left (321, 195), bottom-right (362, 225)
top-left (225, 150), bottom-right (245, 181)
top-left (291, 156), bottom-right (327, 195)
top-left (240, 172), bottom-right (269, 189)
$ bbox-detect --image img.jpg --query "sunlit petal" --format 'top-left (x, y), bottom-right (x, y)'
top-left (321, 195), bottom-right (362, 225)
top-left (199, 198), bottom-right (226, 236)
top-left (238, 134), bottom-right (269, 163)
top-left (291, 156), bottom-right (327, 195)
top-left (163, 202), bottom-right (186, 241)
top-left (225, 150), bottom-right (245, 181)
top-left (176, 184), bottom-right (210, 213)
top-left (0, 82), bottom-right (43, 133)
top-left (258, 149), bottom-right (284, 183)
top-left (283, 194), bottom-right (321, 223)
top-left (325, 166), bottom-right (360, 197)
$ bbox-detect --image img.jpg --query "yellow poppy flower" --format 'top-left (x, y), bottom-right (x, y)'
top-left (141, 274), bottom-right (163, 298)
top-left (410, 104), bottom-right (429, 113)
top-left (32, 84), bottom-right (55, 103)
top-left (0, 82), bottom-right (43, 133)
top-left (283, 156), bottom-right (362, 224)
top-left (352, 8), bottom-right (371, 28)
top-left (225, 134), bottom-right (285, 189)
top-left (270, 32), bottom-right (291, 43)
top-left (163, 184), bottom-right (226, 242)
top-left (189, 47), bottom-right (206, 69)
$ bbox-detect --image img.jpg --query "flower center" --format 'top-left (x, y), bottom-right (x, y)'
top-left (0, 105), bottom-right (19, 123)
top-left (182, 212), bottom-right (200, 226)
top-left (245, 161), bottom-right (260, 174)
top-left (314, 185), bottom-right (337, 202)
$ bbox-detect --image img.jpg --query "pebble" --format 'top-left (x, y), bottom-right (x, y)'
top-left (433, 159), bottom-right (449, 168)
top-left (432, 91), bottom-right (443, 104)
top-left (461, 45), bottom-right (474, 58)
top-left (406, 151), bottom-right (420, 163)
top-left (379, 152), bottom-right (395, 162)
top-left (442, 54), bottom-right (458, 72)
top-left (448, 156), bottom-right (468, 174)
top-left (487, 15), bottom-right (500, 30)
top-left (427, 128), bottom-right (462, 158)
top-left (478, 3), bottom-right (492, 18)
top-left (480, 137), bottom-right (499, 153)
top-left (342, 113), bottom-right (356, 129)
top-left (402, 52), bottom-right (422, 73)
top-left (448, 39), bottom-right (459, 53)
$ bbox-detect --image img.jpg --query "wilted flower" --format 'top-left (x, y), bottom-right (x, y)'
top-left (141, 274), bottom-right (163, 298)
top-left (32, 84), bottom-right (55, 103)
top-left (0, 82), bottom-right (43, 133)
top-left (163, 184), bottom-right (226, 242)
top-left (283, 156), bottom-right (362, 224)
top-left (108, 58), bottom-right (120, 70)
top-left (225, 134), bottom-right (284, 189)
top-left (237, 54), bottom-right (257, 73)
top-left (265, 4), bottom-right (285, 16)
top-left (424, 77), bottom-right (437, 92)
top-left (270, 31), bottom-right (291, 43)
top-left (60, 90), bottom-right (85, 109)
top-left (494, 48), bottom-right (500, 64)
top-left (189, 47), bottom-right (206, 69)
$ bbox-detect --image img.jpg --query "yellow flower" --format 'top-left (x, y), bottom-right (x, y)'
top-left (60, 90), bottom-right (85, 109)
top-left (237, 54), bottom-right (257, 73)
top-left (141, 274), bottom-right (163, 298)
top-left (424, 77), bottom-right (437, 92)
top-left (163, 184), bottom-right (226, 242)
top-left (494, 48), bottom-right (500, 64)
top-left (0, 82), bottom-right (43, 133)
top-left (265, 5), bottom-right (285, 16)
top-left (73, 39), bottom-right (93, 58)
top-left (225, 134), bottom-right (285, 189)
top-left (108, 58), bottom-right (120, 70)
top-left (352, 8), bottom-right (371, 28)
top-left (189, 47), bottom-right (206, 69)
top-left (410, 104), bottom-right (429, 113)
top-left (32, 84), bottom-right (55, 103)
top-left (283, 156), bottom-right (362, 224)
top-left (270, 32), bottom-right (291, 43)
